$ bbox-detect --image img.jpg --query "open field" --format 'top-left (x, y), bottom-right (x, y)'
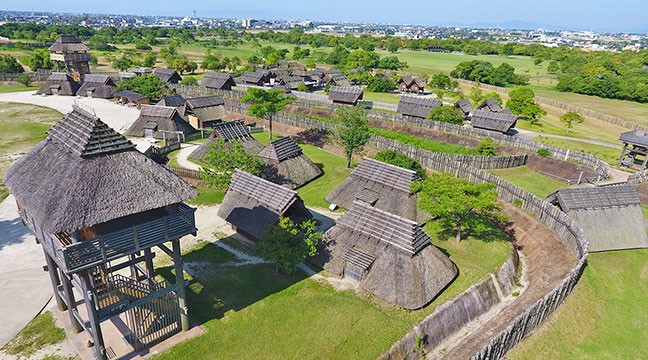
top-left (154, 221), bottom-right (510, 360)
top-left (508, 249), bottom-right (648, 360)
top-left (0, 85), bottom-right (39, 93)
top-left (533, 136), bottom-right (620, 166)
top-left (488, 166), bottom-right (567, 198)
top-left (0, 102), bottom-right (61, 200)
top-left (515, 113), bottom-right (628, 145)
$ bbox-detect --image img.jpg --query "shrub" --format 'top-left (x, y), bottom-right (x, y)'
top-left (476, 137), bottom-right (497, 156)
top-left (536, 148), bottom-right (550, 157)
top-left (374, 150), bottom-right (426, 179)
top-left (427, 105), bottom-right (464, 125)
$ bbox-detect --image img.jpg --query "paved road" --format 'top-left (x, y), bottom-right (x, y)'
top-left (0, 195), bottom-right (52, 348)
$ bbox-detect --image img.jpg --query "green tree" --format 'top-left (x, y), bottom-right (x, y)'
top-left (200, 138), bottom-right (266, 190)
top-left (335, 106), bottom-right (371, 168)
top-left (427, 105), bottom-right (465, 125)
top-left (367, 76), bottom-right (396, 92)
top-left (134, 41), bottom-right (152, 51)
top-left (377, 55), bottom-right (407, 70)
top-left (142, 52), bottom-right (157, 68)
top-left (242, 88), bottom-right (292, 140)
top-left (16, 73), bottom-right (31, 87)
top-left (506, 87), bottom-right (546, 124)
top-left (412, 173), bottom-right (503, 242)
top-left (182, 76), bottom-right (198, 86)
top-left (476, 137), bottom-right (497, 156)
top-left (430, 73), bottom-right (453, 89)
top-left (296, 83), bottom-right (309, 92)
top-left (172, 56), bottom-right (197, 74)
top-left (112, 55), bottom-right (133, 71)
top-left (560, 111), bottom-right (584, 130)
top-left (115, 74), bottom-right (166, 100)
top-left (374, 150), bottom-right (426, 179)
top-left (0, 54), bottom-right (24, 73)
top-left (258, 217), bottom-right (322, 274)
top-left (387, 41), bottom-right (399, 53)
top-left (20, 50), bottom-right (53, 71)
top-left (344, 49), bottom-right (380, 72)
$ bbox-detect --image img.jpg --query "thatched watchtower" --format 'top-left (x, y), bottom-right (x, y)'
top-left (48, 35), bottom-right (91, 82)
top-left (5, 105), bottom-right (198, 360)
top-left (313, 201), bottom-right (457, 309)
top-left (259, 136), bottom-right (322, 189)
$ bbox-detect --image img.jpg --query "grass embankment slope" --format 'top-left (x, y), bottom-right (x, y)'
top-left (0, 101), bottom-right (61, 200)
top-left (489, 166), bottom-right (566, 198)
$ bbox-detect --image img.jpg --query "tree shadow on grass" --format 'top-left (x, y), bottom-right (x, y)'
top-left (156, 241), bottom-right (308, 326)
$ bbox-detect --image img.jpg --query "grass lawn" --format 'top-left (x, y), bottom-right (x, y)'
top-left (187, 187), bottom-right (225, 206)
top-left (508, 249), bottom-right (648, 360)
top-left (0, 102), bottom-right (61, 200)
top-left (489, 166), bottom-right (567, 198)
top-left (363, 91), bottom-right (401, 104)
top-left (533, 136), bottom-right (620, 166)
top-left (515, 113), bottom-right (628, 146)
top-left (1, 312), bottom-right (65, 358)
top-left (154, 220), bottom-right (510, 360)
top-left (0, 84), bottom-right (39, 93)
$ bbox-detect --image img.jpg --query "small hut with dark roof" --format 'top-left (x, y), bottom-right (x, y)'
top-left (476, 97), bottom-right (502, 112)
top-left (259, 136), bottom-right (322, 189)
top-left (188, 120), bottom-right (264, 160)
top-left (547, 185), bottom-right (648, 252)
top-left (455, 99), bottom-right (473, 117)
top-left (240, 70), bottom-right (273, 86)
top-left (397, 76), bottom-right (426, 93)
top-left (218, 170), bottom-right (312, 240)
top-left (36, 73), bottom-right (80, 96)
top-left (201, 71), bottom-right (236, 90)
top-left (4, 105), bottom-right (198, 360)
top-left (326, 158), bottom-right (424, 222)
top-left (154, 68), bottom-right (182, 84)
top-left (470, 109), bottom-right (518, 133)
top-left (183, 95), bottom-right (227, 129)
top-left (157, 94), bottom-right (187, 108)
top-left (323, 71), bottom-right (351, 87)
top-left (77, 74), bottom-right (115, 98)
top-left (619, 130), bottom-right (648, 169)
top-left (397, 95), bottom-right (442, 119)
top-left (126, 105), bottom-right (196, 140)
top-left (329, 86), bottom-right (364, 105)
top-left (114, 90), bottom-right (150, 108)
top-left (312, 201), bottom-right (457, 309)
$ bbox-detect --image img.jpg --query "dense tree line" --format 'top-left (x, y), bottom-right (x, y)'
top-left (450, 60), bottom-right (528, 86)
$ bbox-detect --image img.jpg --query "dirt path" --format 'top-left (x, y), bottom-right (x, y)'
top-left (176, 143), bottom-right (202, 171)
top-left (436, 203), bottom-right (575, 359)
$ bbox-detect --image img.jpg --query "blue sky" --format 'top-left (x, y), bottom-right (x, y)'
top-left (1, 0), bottom-right (646, 33)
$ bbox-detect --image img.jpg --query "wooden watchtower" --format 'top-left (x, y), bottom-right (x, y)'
top-left (5, 104), bottom-right (198, 360)
top-left (619, 130), bottom-right (648, 170)
top-left (49, 35), bottom-right (91, 82)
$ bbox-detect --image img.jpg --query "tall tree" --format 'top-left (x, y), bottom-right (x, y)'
top-left (506, 87), bottom-right (546, 124)
top-left (115, 74), bottom-right (166, 100)
top-left (258, 217), bottom-right (322, 274)
top-left (335, 106), bottom-right (371, 168)
top-left (560, 111), bottom-right (584, 130)
top-left (241, 88), bottom-right (292, 140)
top-left (412, 173), bottom-right (503, 242)
top-left (0, 54), bottom-right (24, 73)
top-left (200, 138), bottom-right (266, 190)
top-left (427, 105), bottom-right (465, 125)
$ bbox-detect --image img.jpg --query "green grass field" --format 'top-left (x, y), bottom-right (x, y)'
top-left (488, 166), bottom-right (567, 198)
top-left (533, 136), bottom-right (620, 166)
top-left (508, 249), bottom-right (648, 359)
top-left (154, 219), bottom-right (510, 360)
top-left (1, 312), bottom-right (66, 358)
top-left (0, 84), bottom-right (39, 93)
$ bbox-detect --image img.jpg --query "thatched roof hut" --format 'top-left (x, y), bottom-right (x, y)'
top-left (240, 70), bottom-right (273, 86)
top-left (157, 95), bottom-right (187, 108)
top-left (188, 120), bottom-right (264, 161)
top-left (114, 90), bottom-right (150, 108)
top-left (397, 95), bottom-right (442, 119)
top-left (323, 71), bottom-right (351, 87)
top-left (547, 185), bottom-right (648, 252)
top-left (77, 74), bottom-right (115, 99)
top-left (326, 158), bottom-right (424, 222)
top-left (48, 35), bottom-right (88, 53)
top-left (476, 97), bottom-right (502, 112)
top-left (259, 136), bottom-right (322, 189)
top-left (217, 169), bottom-right (312, 240)
top-left (312, 201), bottom-right (457, 309)
top-left (36, 73), bottom-right (80, 96)
top-left (201, 71), bottom-right (236, 90)
top-left (470, 109), bottom-right (518, 133)
top-left (4, 105), bottom-right (197, 234)
top-left (397, 76), bottom-right (426, 93)
top-left (154, 68), bottom-right (182, 84)
top-left (183, 95), bottom-right (227, 129)
top-left (455, 99), bottom-right (473, 116)
top-left (126, 105), bottom-right (196, 140)
top-left (329, 86), bottom-right (363, 105)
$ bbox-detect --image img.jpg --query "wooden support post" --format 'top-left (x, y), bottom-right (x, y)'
top-left (144, 248), bottom-right (155, 288)
top-left (43, 250), bottom-right (66, 311)
top-left (619, 144), bottom-right (628, 167)
top-left (59, 269), bottom-right (83, 333)
top-left (129, 254), bottom-right (138, 281)
top-left (172, 239), bottom-right (189, 331)
top-left (81, 271), bottom-right (107, 360)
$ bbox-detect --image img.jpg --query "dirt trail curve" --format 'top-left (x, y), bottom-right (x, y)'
top-left (437, 203), bottom-right (575, 359)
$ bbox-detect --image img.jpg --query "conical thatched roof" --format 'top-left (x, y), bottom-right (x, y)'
top-left (312, 201), bottom-right (457, 309)
top-left (126, 105), bottom-right (197, 139)
top-left (4, 105), bottom-right (197, 234)
top-left (36, 73), bottom-right (80, 96)
top-left (217, 170), bottom-right (312, 240)
top-left (188, 120), bottom-right (263, 161)
top-left (326, 158), bottom-right (423, 222)
top-left (259, 136), bottom-right (322, 189)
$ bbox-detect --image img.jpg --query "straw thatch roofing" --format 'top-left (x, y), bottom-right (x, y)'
top-left (547, 185), bottom-right (648, 252)
top-left (312, 201), bottom-right (457, 309)
top-left (4, 105), bottom-right (197, 234)
top-left (279, 75), bottom-right (306, 90)
top-left (476, 97), bottom-right (502, 112)
top-left (48, 35), bottom-right (88, 53)
top-left (329, 86), bottom-right (363, 105)
top-left (324, 73), bottom-right (351, 87)
top-left (184, 95), bottom-right (227, 124)
top-left (620, 130), bottom-right (648, 148)
top-left (77, 74), bottom-right (115, 99)
top-left (397, 95), bottom-right (442, 119)
top-left (201, 71), bottom-right (236, 90)
top-left (36, 73), bottom-right (80, 96)
top-left (471, 109), bottom-right (517, 133)
top-left (455, 99), bottom-right (473, 115)
top-left (114, 90), bottom-right (149, 102)
top-left (188, 120), bottom-right (263, 160)
top-left (398, 76), bottom-right (427, 90)
top-left (259, 137), bottom-right (322, 189)
top-left (126, 105), bottom-right (196, 139)
top-left (326, 158), bottom-right (424, 222)
top-left (157, 95), bottom-right (187, 108)
top-left (154, 68), bottom-right (182, 84)
top-left (217, 170), bottom-right (312, 240)
top-left (241, 70), bottom-right (271, 85)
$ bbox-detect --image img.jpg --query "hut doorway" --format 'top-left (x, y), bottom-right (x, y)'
top-left (51, 88), bottom-right (59, 96)
top-left (144, 129), bottom-right (154, 139)
top-left (344, 263), bottom-right (363, 283)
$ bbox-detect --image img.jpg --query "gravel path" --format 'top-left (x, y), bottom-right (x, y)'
top-left (175, 143), bottom-right (202, 171)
